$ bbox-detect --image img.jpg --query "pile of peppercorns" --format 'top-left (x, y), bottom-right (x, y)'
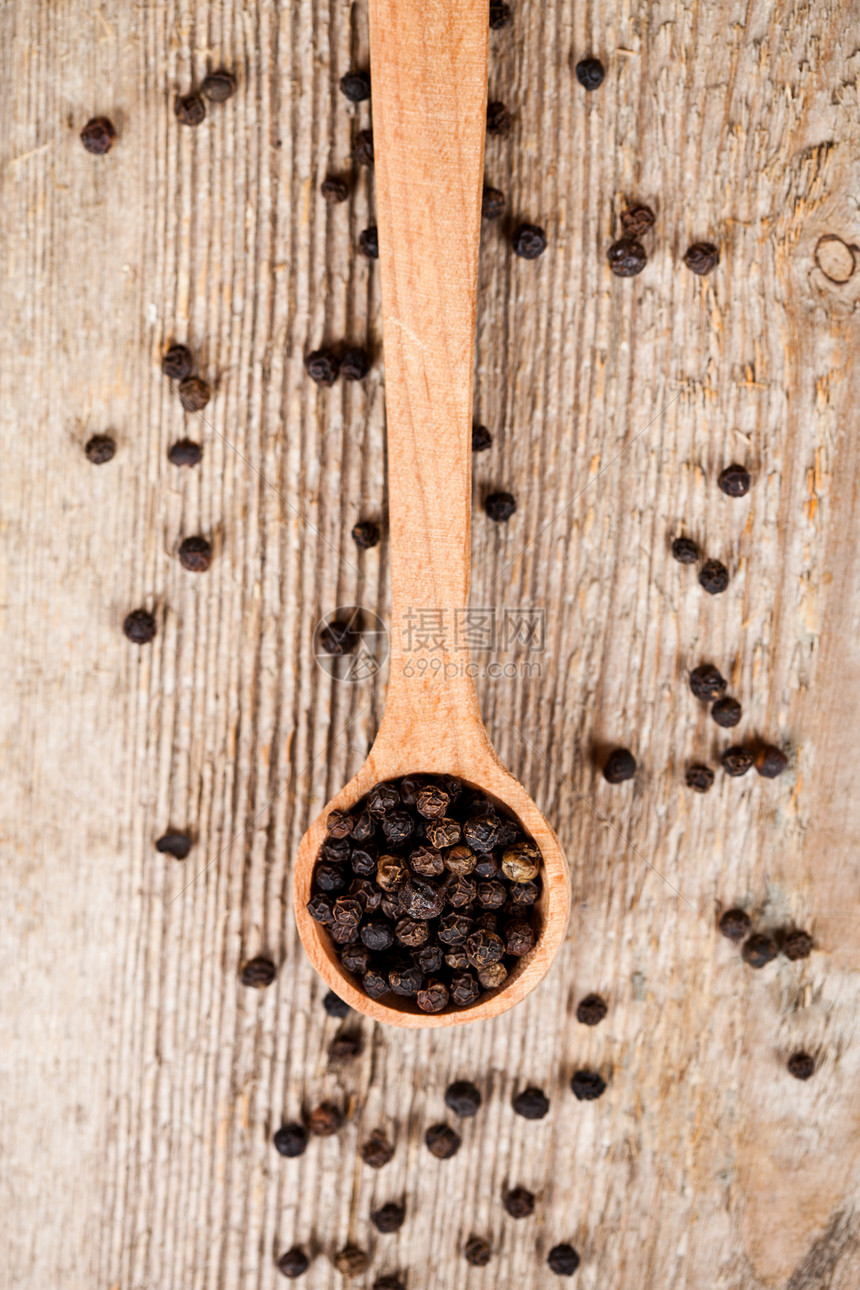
top-left (684, 662), bottom-right (788, 789)
top-left (607, 199), bottom-right (720, 280)
top-left (306, 775), bottom-right (542, 1013)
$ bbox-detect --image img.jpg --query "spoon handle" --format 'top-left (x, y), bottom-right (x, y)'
top-left (369, 0), bottom-right (488, 725)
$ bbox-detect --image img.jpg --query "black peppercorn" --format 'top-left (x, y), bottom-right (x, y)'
top-left (350, 809), bottom-right (376, 841)
top-left (621, 204), bottom-right (655, 237)
top-left (358, 226), bottom-right (379, 259)
top-left (486, 101), bottom-right (513, 136)
top-left (240, 956), bottom-right (277, 988)
top-left (162, 343), bottom-right (193, 381)
top-left (451, 971), bottom-right (480, 1007)
top-left (361, 918), bottom-right (396, 952)
top-left (718, 908), bottom-right (751, 942)
top-left (424, 816), bottom-right (461, 848)
top-left (416, 979), bottom-right (449, 1012)
top-left (689, 664), bottom-right (726, 701)
top-left (372, 1201), bottom-right (405, 1233)
top-left (168, 438), bottom-right (203, 466)
top-left (602, 748), bottom-right (636, 783)
top-left (722, 746), bottom-right (754, 777)
top-left (329, 1034), bottom-right (362, 1064)
top-left (686, 764), bottom-right (715, 793)
top-left (576, 993), bottom-right (608, 1026)
top-left (699, 558), bottom-right (729, 594)
top-left (340, 70), bottom-right (371, 102)
top-left (718, 464), bottom-right (751, 497)
top-left (756, 745), bottom-right (788, 778)
top-left (372, 1279), bottom-right (405, 1290)
top-left (340, 348), bottom-right (371, 383)
top-left (481, 187), bottom-right (506, 220)
top-left (503, 1186), bottom-right (535, 1219)
top-left (414, 943), bottom-right (444, 974)
top-left (334, 1246), bottom-right (369, 1277)
top-left (783, 929), bottom-right (813, 960)
top-left (671, 536), bottom-right (699, 564)
top-left (472, 424), bottom-right (493, 451)
top-left (368, 782), bottom-right (400, 815)
top-left (509, 878), bottom-right (539, 904)
top-left (742, 933), bottom-right (777, 968)
top-left (445, 1080), bottom-right (482, 1117)
top-left (361, 1130), bottom-right (395, 1168)
top-left (443, 873), bottom-right (476, 908)
top-left (477, 880), bottom-right (507, 909)
top-left (308, 1102), bottom-right (343, 1136)
top-left (123, 608), bottom-right (157, 645)
top-left (464, 1236), bottom-right (492, 1266)
top-left (465, 929), bottom-right (505, 969)
top-left (575, 57), bottom-right (605, 89)
top-left (178, 376), bottom-right (211, 412)
top-left (463, 814), bottom-right (499, 852)
top-left (395, 917), bottom-right (430, 948)
top-left (489, 2), bottom-right (511, 28)
top-left (315, 860), bottom-right (347, 893)
top-left (547, 1244), bottom-right (580, 1276)
top-left (353, 129), bottom-right (374, 166)
top-left (321, 176), bottom-right (349, 204)
top-left (273, 1122), bottom-right (308, 1157)
top-left (684, 242), bottom-right (720, 275)
top-left (485, 491), bottom-right (517, 522)
top-left (305, 349), bottom-right (340, 386)
top-left (174, 93), bottom-right (206, 126)
top-left (409, 844), bottom-right (444, 877)
top-left (155, 831), bottom-right (192, 860)
top-left (712, 697), bottom-right (742, 728)
top-left (416, 785), bottom-right (449, 819)
top-left (607, 238), bottom-right (647, 277)
top-left (512, 1086), bottom-right (549, 1119)
top-left (202, 70), bottom-right (236, 102)
top-left (322, 989), bottom-right (350, 1018)
top-left (362, 967), bottom-right (389, 999)
top-left (505, 920), bottom-right (535, 956)
top-left (351, 520), bottom-right (380, 549)
top-left (341, 944), bottom-right (371, 976)
top-left (307, 894), bottom-right (335, 924)
top-left (389, 960), bottom-right (425, 996)
top-left (513, 223), bottom-right (548, 260)
top-left (399, 878), bottom-right (446, 920)
top-left (277, 1247), bottom-right (310, 1279)
top-left (570, 1069), bottom-right (606, 1101)
top-left (178, 535), bottom-right (212, 572)
top-left (425, 1124), bottom-right (461, 1158)
top-left (787, 1051), bottom-right (815, 1080)
top-left (85, 434), bottom-right (116, 464)
top-left (80, 117), bottom-right (116, 154)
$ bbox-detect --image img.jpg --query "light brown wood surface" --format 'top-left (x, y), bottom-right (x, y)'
top-left (2, 0), bottom-right (860, 1287)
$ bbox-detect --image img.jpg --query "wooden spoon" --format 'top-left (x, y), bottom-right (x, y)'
top-left (294, 0), bottom-right (570, 1027)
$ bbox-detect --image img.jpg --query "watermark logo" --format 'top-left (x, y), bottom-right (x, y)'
top-left (313, 606), bottom-right (389, 683)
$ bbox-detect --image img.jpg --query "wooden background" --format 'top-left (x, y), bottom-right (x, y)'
top-left (2, 1), bottom-right (859, 1288)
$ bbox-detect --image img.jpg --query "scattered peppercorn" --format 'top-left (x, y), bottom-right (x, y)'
top-left (351, 520), bottom-right (380, 549)
top-left (787, 1052), bottom-right (815, 1080)
top-left (689, 664), bottom-right (726, 701)
top-left (277, 1247), bottom-right (310, 1278)
top-left (358, 226), bottom-right (379, 259)
top-left (334, 1246), bottom-right (369, 1277)
top-left (353, 129), bottom-right (374, 166)
top-left (503, 1185), bottom-right (535, 1218)
top-left (699, 559), bottom-right (729, 594)
top-left (174, 93), bottom-right (206, 126)
top-left (718, 464), bottom-right (751, 497)
top-left (686, 764), bottom-right (715, 793)
top-left (124, 608), bottom-right (157, 645)
top-left (168, 439), bottom-right (202, 466)
top-left (718, 908), bottom-right (751, 942)
top-left (547, 1244), bottom-right (581, 1276)
top-left (161, 343), bottom-right (193, 381)
top-left (341, 347), bottom-right (371, 381)
top-left (513, 223), bottom-right (548, 259)
top-left (481, 187), bottom-right (506, 220)
top-left (308, 1102), bottom-right (343, 1136)
top-left (756, 745), bottom-right (788, 778)
top-left (464, 1236), bottom-right (492, 1266)
top-left (273, 1123), bottom-right (308, 1157)
top-left (602, 748), bottom-right (636, 784)
top-left (607, 238), bottom-right (647, 277)
top-left (361, 1130), bottom-right (395, 1168)
top-left (575, 57), bottom-right (605, 89)
top-left (155, 831), bottom-right (191, 859)
top-left (576, 994), bottom-right (608, 1026)
top-left (712, 696), bottom-right (742, 728)
top-left (178, 376), bottom-right (211, 412)
top-left (485, 491), bottom-right (517, 522)
top-left (486, 101), bottom-right (513, 137)
top-left (329, 1034), bottom-right (361, 1064)
top-left (489, 2), bottom-right (511, 28)
top-left (742, 933), bottom-right (777, 969)
top-left (570, 1069), bottom-right (607, 1101)
top-left (425, 1124), bottom-right (461, 1158)
top-left (240, 956), bottom-right (277, 988)
top-left (445, 1080), bottom-right (482, 1118)
top-left (783, 930), bottom-right (813, 960)
top-left (84, 434), bottom-right (116, 464)
top-left (671, 536), bottom-right (699, 564)
top-left (372, 1202), bottom-right (405, 1233)
top-left (321, 176), bottom-right (349, 204)
top-left (178, 536), bottom-right (212, 573)
top-left (305, 349), bottom-right (340, 386)
top-left (621, 204), bottom-right (655, 237)
top-left (684, 242), bottom-right (720, 275)
top-left (201, 70), bottom-right (236, 103)
top-left (340, 70), bottom-right (371, 102)
top-left (722, 746), bottom-right (754, 777)
top-left (512, 1086), bottom-right (549, 1119)
top-left (80, 117), bottom-right (116, 154)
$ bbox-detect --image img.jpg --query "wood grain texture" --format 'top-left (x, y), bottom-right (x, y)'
top-left (1, 1), bottom-right (859, 1287)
